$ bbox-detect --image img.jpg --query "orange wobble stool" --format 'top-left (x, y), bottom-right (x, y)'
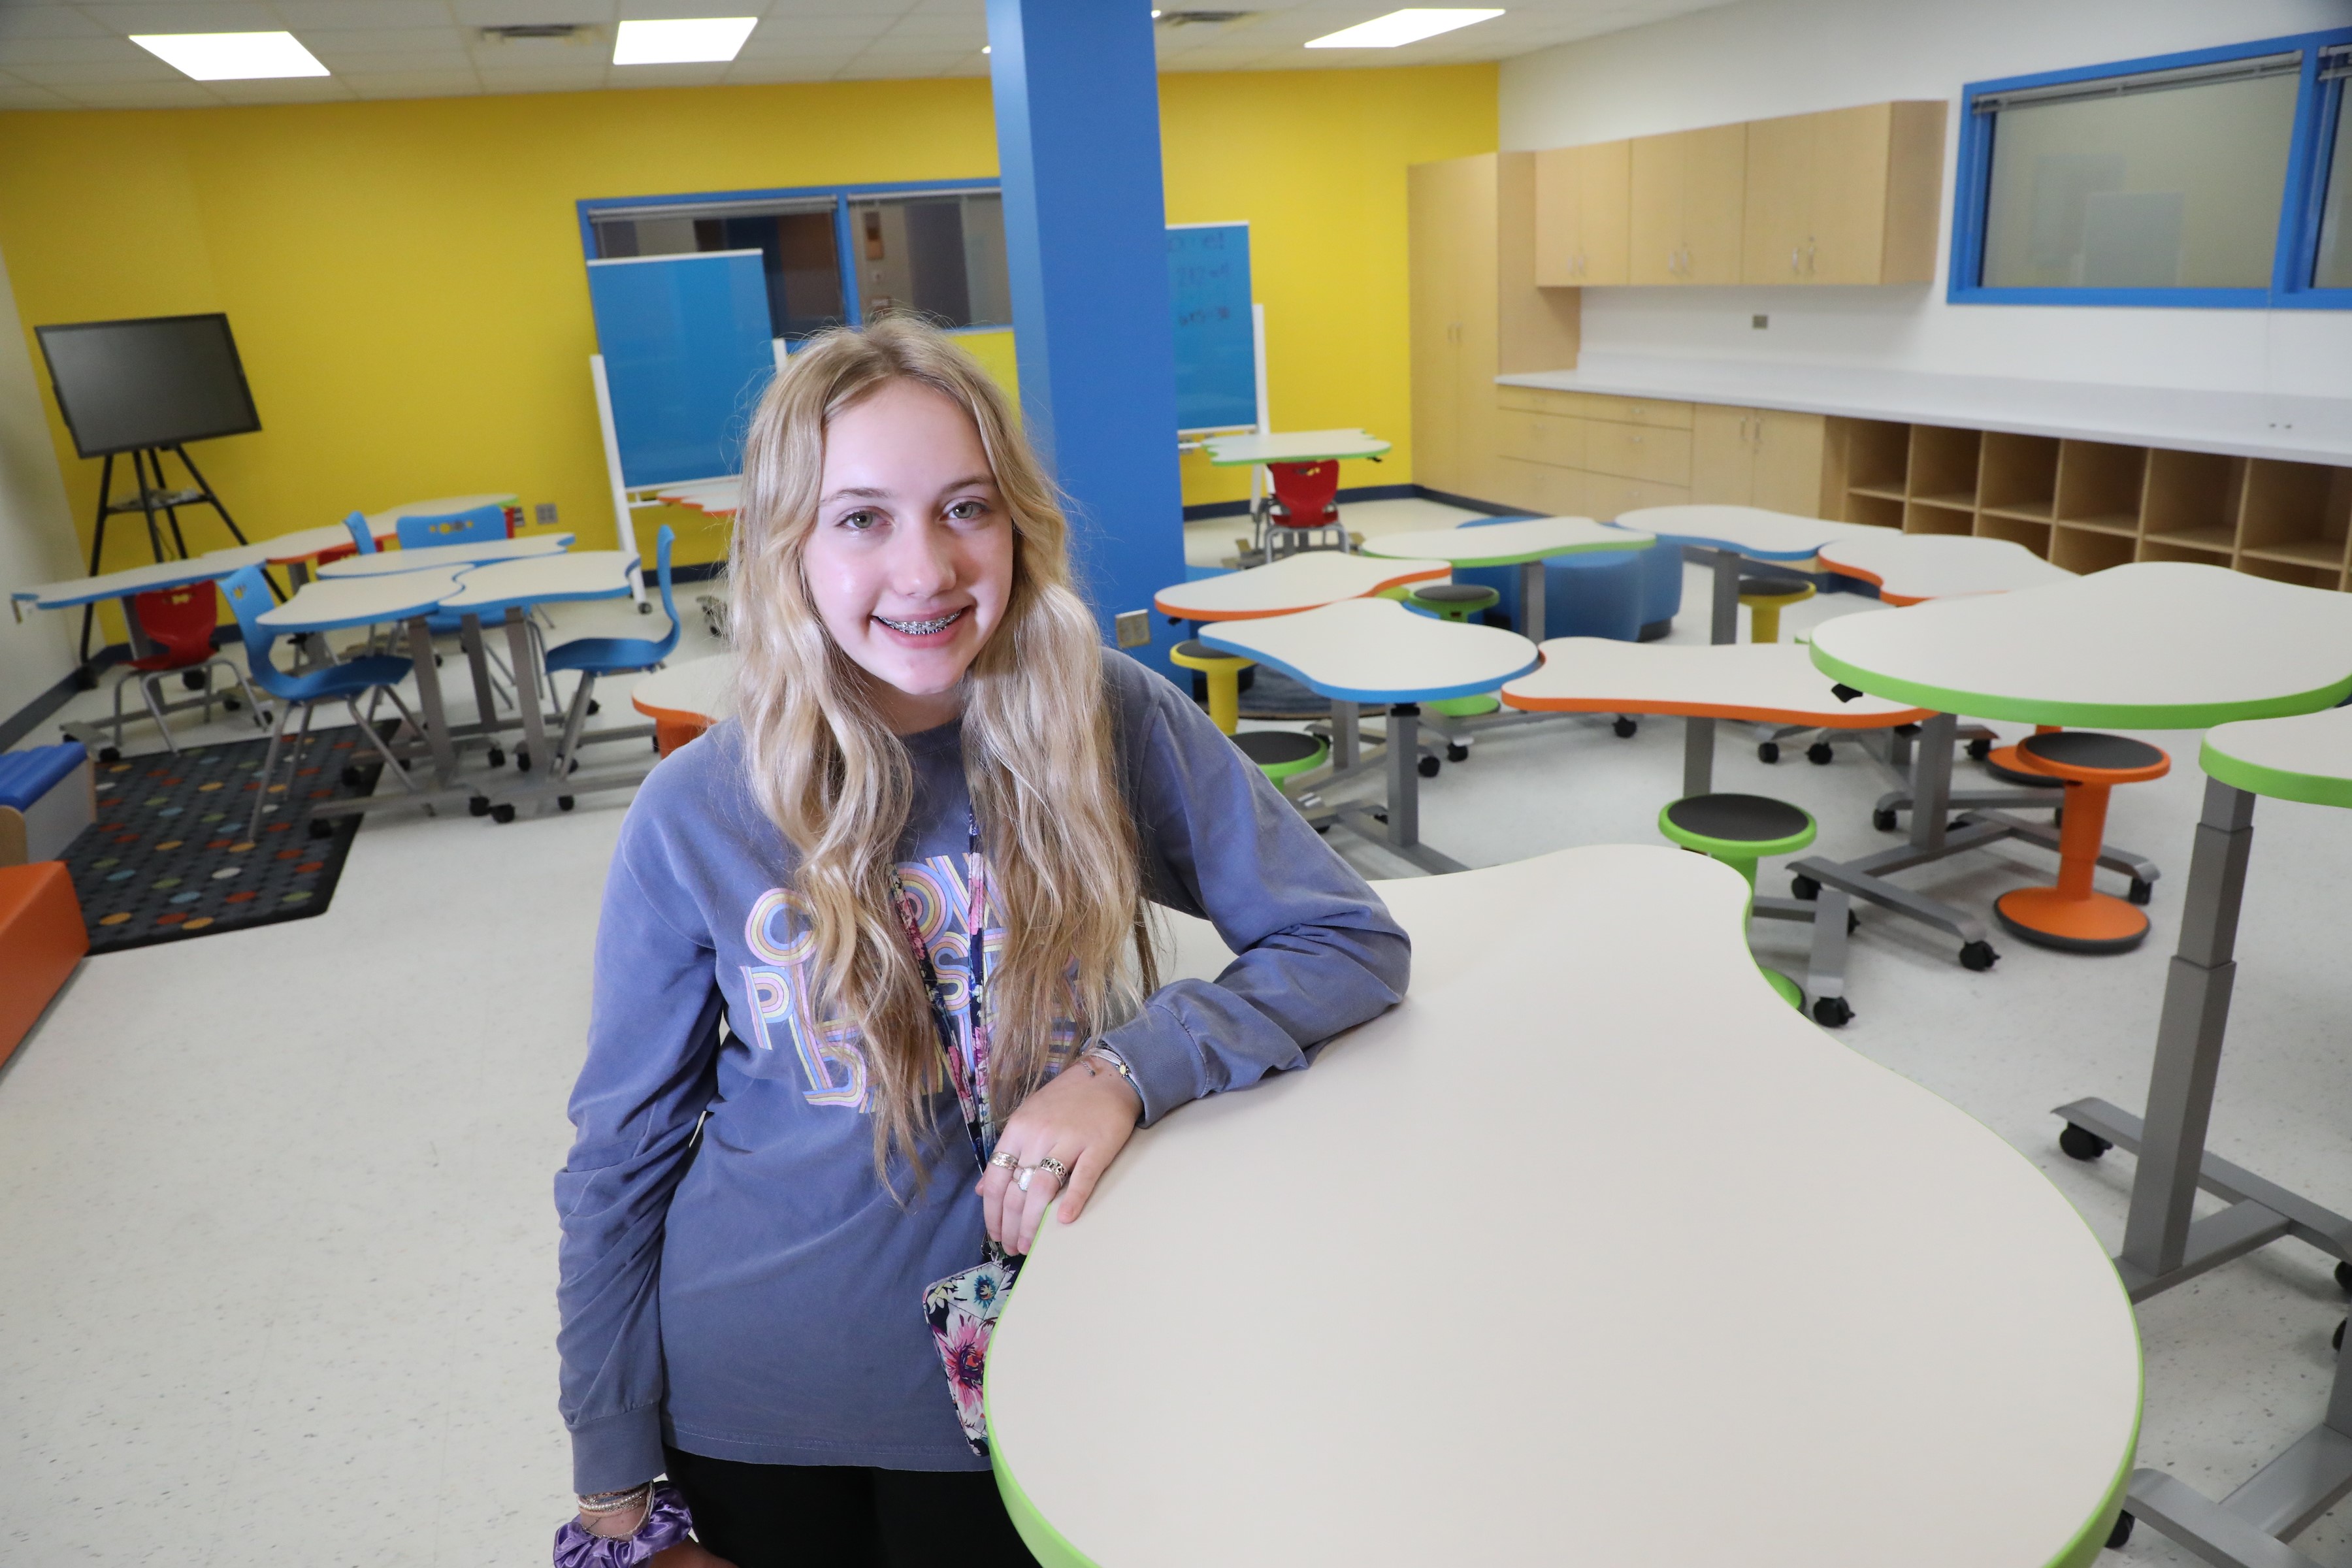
top-left (1994, 731), bottom-right (2169, 953)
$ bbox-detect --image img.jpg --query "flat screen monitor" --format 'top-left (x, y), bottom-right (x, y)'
top-left (35, 313), bottom-right (262, 459)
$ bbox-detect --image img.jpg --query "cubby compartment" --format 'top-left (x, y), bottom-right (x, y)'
top-left (2055, 440), bottom-right (2148, 536)
top-left (2237, 459), bottom-right (2352, 572)
top-left (1978, 514), bottom-right (2053, 558)
top-left (2050, 524), bottom-right (2136, 576)
top-left (1843, 419), bottom-right (1912, 498)
top-left (2141, 449), bottom-right (2243, 555)
top-left (2236, 553), bottom-right (2345, 593)
top-left (1978, 432), bottom-right (2059, 521)
top-left (1904, 499), bottom-right (1974, 536)
top-left (1844, 491), bottom-right (1904, 530)
top-left (1907, 425), bottom-right (1981, 510)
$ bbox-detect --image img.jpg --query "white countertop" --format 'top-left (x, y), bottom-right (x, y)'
top-left (1499, 355), bottom-right (2352, 466)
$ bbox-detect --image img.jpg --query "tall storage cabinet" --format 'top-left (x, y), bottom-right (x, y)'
top-left (1409, 152), bottom-right (1581, 502)
top-left (1627, 124), bottom-right (1746, 286)
top-left (1740, 102), bottom-right (1944, 284)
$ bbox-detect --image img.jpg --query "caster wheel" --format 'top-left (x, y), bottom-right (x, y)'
top-left (340, 765), bottom-right (366, 787)
top-left (1895, 723), bottom-right (1920, 737)
top-left (1370, 809), bottom-right (1389, 825)
top-left (587, 699), bottom-right (601, 715)
top-left (487, 745), bottom-right (505, 768)
top-left (1959, 939), bottom-right (1998, 972)
top-left (558, 796), bottom-right (575, 811)
top-left (491, 803), bottom-right (517, 824)
top-left (1848, 909), bottom-right (1861, 935)
top-left (306, 817), bottom-right (335, 841)
top-left (1791, 874), bottom-right (1820, 900)
top-left (468, 796), bottom-right (491, 817)
top-left (434, 653), bottom-right (443, 667)
top-left (2053, 805), bottom-right (2065, 827)
top-left (1417, 755), bottom-right (1440, 778)
top-left (73, 668), bottom-right (99, 692)
top-left (1807, 742), bottom-right (1834, 765)
top-left (182, 669), bottom-right (208, 691)
top-left (99, 746), bottom-right (120, 763)
top-left (1445, 743), bottom-right (1469, 763)
top-left (517, 745), bottom-right (532, 773)
top-left (1967, 736), bottom-right (1991, 760)
top-left (2107, 1512), bottom-right (2133, 1550)
top-left (1612, 717), bottom-right (1637, 738)
top-left (1872, 808), bottom-right (1899, 832)
top-left (2129, 877), bottom-right (2153, 906)
top-left (2059, 1122), bottom-right (2112, 1161)
top-left (1812, 996), bottom-right (1853, 1028)
top-left (1757, 741), bottom-right (1780, 764)
top-left (2336, 1260), bottom-right (2352, 1294)
top-left (2334, 1319), bottom-right (2345, 1352)
top-left (223, 695), bottom-right (242, 712)
top-left (1313, 821), bottom-right (1331, 834)
top-left (639, 601), bottom-right (653, 614)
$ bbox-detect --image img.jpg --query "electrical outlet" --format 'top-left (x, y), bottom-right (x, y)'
top-left (535, 502), bottom-right (559, 526)
top-left (1114, 609), bottom-right (1150, 649)
top-left (1752, 314), bottom-right (1769, 330)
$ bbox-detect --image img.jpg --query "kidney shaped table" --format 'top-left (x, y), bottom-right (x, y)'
top-left (1816, 532), bottom-right (2076, 606)
top-left (1360, 515), bottom-right (1652, 647)
top-left (1201, 598), bottom-right (1537, 874)
top-left (1615, 504), bottom-right (1895, 643)
top-left (985, 844), bottom-right (2143, 1568)
top-left (1804, 562), bottom-right (2352, 971)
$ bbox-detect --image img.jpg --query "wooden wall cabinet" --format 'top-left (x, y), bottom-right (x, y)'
top-left (1627, 123), bottom-right (1746, 286)
top-left (1691, 406), bottom-right (1829, 512)
top-left (1533, 141), bottom-right (1631, 286)
top-left (1740, 102), bottom-right (1944, 286)
top-left (1409, 152), bottom-right (1581, 502)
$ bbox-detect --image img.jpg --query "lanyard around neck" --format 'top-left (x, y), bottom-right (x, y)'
top-left (889, 811), bottom-right (992, 1166)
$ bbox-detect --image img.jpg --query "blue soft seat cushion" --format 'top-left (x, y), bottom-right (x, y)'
top-left (0, 742), bottom-right (86, 812)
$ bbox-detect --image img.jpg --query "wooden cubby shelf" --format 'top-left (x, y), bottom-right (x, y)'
top-left (1822, 419), bottom-right (2352, 593)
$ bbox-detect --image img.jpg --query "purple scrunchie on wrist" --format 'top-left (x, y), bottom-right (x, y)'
top-left (553, 1482), bottom-right (694, 1568)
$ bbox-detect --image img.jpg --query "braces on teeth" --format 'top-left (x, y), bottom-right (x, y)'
top-left (879, 610), bottom-right (963, 635)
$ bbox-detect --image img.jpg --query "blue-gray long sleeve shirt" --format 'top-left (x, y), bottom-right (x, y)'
top-left (556, 651), bottom-right (1410, 1492)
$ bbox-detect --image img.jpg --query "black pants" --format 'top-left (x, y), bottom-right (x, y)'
top-left (664, 1446), bottom-right (1041, 1568)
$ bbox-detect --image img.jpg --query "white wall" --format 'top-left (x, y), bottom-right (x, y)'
top-left (0, 240), bottom-right (82, 733)
top-left (1499, 0), bottom-right (2352, 398)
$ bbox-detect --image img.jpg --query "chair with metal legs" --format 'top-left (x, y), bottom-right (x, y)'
top-left (220, 565), bottom-right (424, 840)
top-left (104, 582), bottom-right (270, 759)
top-left (534, 525), bottom-right (681, 804)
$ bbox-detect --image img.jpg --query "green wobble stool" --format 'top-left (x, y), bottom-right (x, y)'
top-left (1657, 793), bottom-right (1818, 1010)
top-left (1406, 582), bottom-right (1503, 722)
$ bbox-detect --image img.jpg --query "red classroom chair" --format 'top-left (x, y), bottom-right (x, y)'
top-left (106, 583), bottom-right (270, 759)
top-left (1264, 460), bottom-right (1347, 558)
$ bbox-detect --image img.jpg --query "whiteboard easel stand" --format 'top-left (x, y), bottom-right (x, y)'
top-left (589, 354), bottom-right (652, 610)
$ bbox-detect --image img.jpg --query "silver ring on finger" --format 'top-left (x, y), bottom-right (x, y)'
top-left (1031, 1156), bottom-right (1069, 1184)
top-left (988, 1149), bottom-right (1021, 1171)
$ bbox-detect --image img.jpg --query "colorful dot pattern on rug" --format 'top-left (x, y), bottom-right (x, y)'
top-left (60, 727), bottom-right (385, 954)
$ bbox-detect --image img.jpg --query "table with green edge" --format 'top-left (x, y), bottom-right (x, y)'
top-left (983, 845), bottom-right (2143, 1568)
top-left (1799, 562), bottom-right (2352, 973)
top-left (2050, 704), bottom-right (2352, 1568)
top-left (1199, 429), bottom-right (1392, 562)
top-left (1360, 515), bottom-right (1652, 657)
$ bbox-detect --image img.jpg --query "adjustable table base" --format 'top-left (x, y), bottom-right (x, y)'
top-left (1286, 700), bottom-right (1467, 876)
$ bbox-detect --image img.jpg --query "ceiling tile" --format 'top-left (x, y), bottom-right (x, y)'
top-left (4, 58), bottom-right (188, 82)
top-left (293, 27), bottom-right (474, 55)
top-left (309, 45), bottom-right (474, 70)
top-left (722, 57), bottom-right (846, 82)
top-left (51, 79), bottom-right (227, 105)
top-left (0, 36), bottom-right (156, 64)
top-left (268, 0), bottom-right (458, 26)
top-left (606, 61), bottom-right (737, 87)
top-left (472, 63), bottom-right (610, 85)
top-left (340, 67), bottom-right (482, 96)
top-left (204, 74), bottom-right (355, 100)
top-left (0, 83), bottom-right (78, 106)
top-left (450, 0), bottom-right (617, 24)
top-left (80, 1), bottom-right (289, 31)
top-left (0, 8), bottom-right (110, 40)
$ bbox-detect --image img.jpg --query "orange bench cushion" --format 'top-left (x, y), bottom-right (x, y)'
top-left (0, 861), bottom-right (88, 1068)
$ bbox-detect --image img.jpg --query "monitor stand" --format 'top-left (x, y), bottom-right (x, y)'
top-left (78, 443), bottom-right (252, 667)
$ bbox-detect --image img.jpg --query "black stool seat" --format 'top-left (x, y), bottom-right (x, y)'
top-left (2018, 730), bottom-right (2166, 774)
top-left (1173, 639), bottom-right (1243, 662)
top-left (1235, 731), bottom-right (1324, 766)
top-left (1411, 582), bottom-right (1499, 607)
top-left (1738, 570), bottom-right (1812, 595)
top-left (1664, 792), bottom-right (1812, 845)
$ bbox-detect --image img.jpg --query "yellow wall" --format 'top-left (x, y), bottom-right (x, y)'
top-left (1160, 65), bottom-right (1496, 512)
top-left (0, 64), bottom-right (1495, 633)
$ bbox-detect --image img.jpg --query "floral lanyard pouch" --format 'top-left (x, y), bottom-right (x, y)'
top-left (891, 812), bottom-right (1021, 1458)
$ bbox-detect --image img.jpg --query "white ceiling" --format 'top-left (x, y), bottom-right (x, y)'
top-left (0, 1), bottom-right (1732, 110)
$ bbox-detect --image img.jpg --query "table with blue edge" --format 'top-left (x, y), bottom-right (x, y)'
top-left (1614, 503), bottom-right (1892, 644)
top-left (1201, 597), bottom-right (1537, 874)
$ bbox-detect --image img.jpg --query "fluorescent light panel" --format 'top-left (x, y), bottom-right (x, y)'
top-left (613, 18), bottom-right (757, 65)
top-left (129, 31), bottom-right (329, 80)
top-left (1305, 8), bottom-right (1504, 48)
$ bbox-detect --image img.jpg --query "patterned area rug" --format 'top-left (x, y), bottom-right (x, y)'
top-left (62, 726), bottom-right (384, 954)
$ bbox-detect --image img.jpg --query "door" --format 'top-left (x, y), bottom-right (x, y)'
top-left (1580, 140), bottom-right (1632, 285)
top-left (1742, 113), bottom-right (1815, 284)
top-left (1690, 404), bottom-right (1756, 503)
top-left (1628, 132), bottom-right (1684, 285)
top-left (1533, 146), bottom-right (1582, 286)
top-left (1752, 411), bottom-right (1829, 515)
top-left (1680, 123), bottom-right (1748, 285)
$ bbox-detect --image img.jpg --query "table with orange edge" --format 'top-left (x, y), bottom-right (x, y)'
top-left (629, 652), bottom-right (736, 757)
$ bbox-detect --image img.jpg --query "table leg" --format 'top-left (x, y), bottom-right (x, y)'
top-left (1330, 700), bottom-right (1358, 772)
top-left (1908, 711), bottom-right (1955, 855)
top-left (1707, 547), bottom-right (1740, 645)
top-left (459, 612), bottom-right (502, 727)
top-left (505, 605), bottom-right (553, 791)
top-left (403, 613), bottom-right (461, 788)
top-left (1385, 704), bottom-right (1419, 849)
top-left (1683, 715), bottom-right (1715, 800)
top-left (1519, 560), bottom-right (1546, 644)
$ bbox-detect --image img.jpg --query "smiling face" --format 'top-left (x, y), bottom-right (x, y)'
top-left (800, 378), bottom-right (1017, 734)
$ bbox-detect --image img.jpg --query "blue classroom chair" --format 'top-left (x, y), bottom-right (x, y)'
top-left (538, 525), bottom-right (681, 787)
top-left (393, 503), bottom-right (529, 707)
top-left (221, 565), bottom-right (423, 838)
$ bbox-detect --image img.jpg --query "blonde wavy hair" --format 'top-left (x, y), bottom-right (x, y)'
top-left (728, 316), bottom-right (1155, 1181)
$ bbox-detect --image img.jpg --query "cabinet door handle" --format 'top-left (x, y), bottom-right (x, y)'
top-left (1791, 246), bottom-right (1801, 274)
top-left (1806, 244), bottom-right (1816, 275)
top-left (1739, 416), bottom-right (1750, 444)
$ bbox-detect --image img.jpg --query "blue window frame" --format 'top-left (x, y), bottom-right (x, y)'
top-left (576, 178), bottom-right (1005, 340)
top-left (1951, 27), bottom-right (2352, 310)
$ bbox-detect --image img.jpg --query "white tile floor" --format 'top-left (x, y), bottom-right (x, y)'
top-left (7, 519), bottom-right (2352, 1564)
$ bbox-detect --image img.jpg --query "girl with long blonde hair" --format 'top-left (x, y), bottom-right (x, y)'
top-left (554, 316), bottom-right (1408, 1568)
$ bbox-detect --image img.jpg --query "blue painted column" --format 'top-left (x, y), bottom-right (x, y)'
top-left (987, 0), bottom-right (1186, 678)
